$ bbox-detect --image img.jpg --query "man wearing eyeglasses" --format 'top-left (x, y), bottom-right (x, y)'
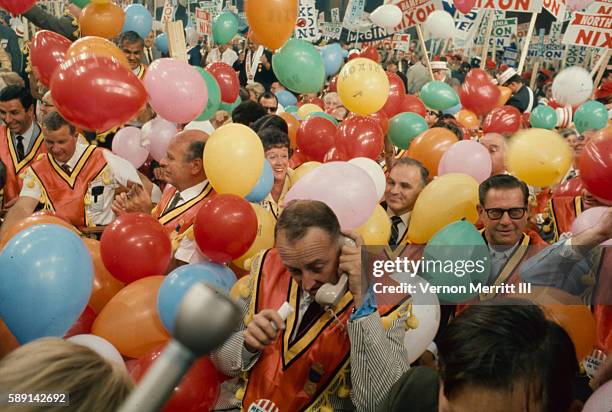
top-left (258, 92), bottom-right (279, 115)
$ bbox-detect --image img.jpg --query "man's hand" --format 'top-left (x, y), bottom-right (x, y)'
top-left (572, 206), bottom-right (612, 249)
top-left (243, 309), bottom-right (284, 352)
top-left (112, 183), bottom-right (153, 215)
top-left (339, 231), bottom-right (365, 307)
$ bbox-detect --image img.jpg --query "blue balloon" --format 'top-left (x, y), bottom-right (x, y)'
top-left (275, 90), bottom-right (297, 107)
top-left (321, 43), bottom-right (344, 77)
top-left (157, 263), bottom-right (237, 332)
top-left (121, 4), bottom-right (153, 40)
top-left (0, 225), bottom-right (93, 344)
top-left (155, 33), bottom-right (169, 54)
top-left (442, 102), bottom-right (462, 115)
top-left (246, 160), bottom-right (274, 202)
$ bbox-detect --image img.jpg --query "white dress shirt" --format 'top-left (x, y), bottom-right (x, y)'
top-left (13, 121), bottom-right (35, 153)
top-left (386, 208), bottom-right (411, 242)
top-left (170, 181), bottom-right (209, 263)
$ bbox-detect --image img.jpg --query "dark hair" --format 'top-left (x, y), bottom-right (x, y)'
top-left (505, 74), bottom-right (524, 86)
top-left (479, 174), bottom-right (529, 206)
top-left (257, 91), bottom-right (278, 105)
top-left (391, 157), bottom-right (429, 187)
top-left (251, 114), bottom-right (289, 134)
top-left (0, 85), bottom-right (33, 111)
top-left (42, 111), bottom-right (76, 134)
top-left (433, 119), bottom-right (464, 140)
top-left (258, 128), bottom-right (290, 152)
top-left (184, 140), bottom-right (205, 162)
top-left (559, 128), bottom-right (577, 139)
top-left (275, 200), bottom-right (340, 243)
top-left (118, 31), bottom-right (144, 47)
top-left (0, 159), bottom-right (6, 189)
top-left (231, 101), bottom-right (268, 126)
top-left (438, 304), bottom-right (578, 412)
top-left (239, 87), bottom-right (250, 103)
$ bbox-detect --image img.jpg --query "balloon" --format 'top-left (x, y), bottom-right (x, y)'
top-left (275, 90), bottom-right (297, 107)
top-left (121, 4), bottom-right (152, 39)
top-left (92, 276), bottom-right (169, 358)
top-left (420, 81), bottom-right (459, 111)
top-left (245, 160), bottom-right (274, 202)
top-left (285, 105), bottom-right (298, 114)
top-left (212, 11), bottom-right (239, 45)
top-left (158, 263), bottom-right (237, 333)
top-left (355, 204), bottom-right (391, 244)
top-left (369, 110), bottom-right (389, 135)
top-left (66, 36), bottom-right (130, 70)
top-left (141, 117), bottom-right (178, 162)
top-left (292, 161), bottom-right (321, 183)
top-left (219, 96), bottom-right (241, 113)
top-left (0, 0), bottom-right (35, 14)
top-left (583, 381), bottom-right (612, 412)
top-left (398, 94), bottom-right (427, 117)
top-left (349, 157), bottom-right (386, 201)
top-left (323, 146), bottom-right (348, 162)
top-left (482, 105), bottom-right (522, 135)
top-left (29, 31), bottom-right (72, 88)
top-left (370, 4), bottom-right (403, 29)
top-left (306, 111), bottom-right (339, 126)
top-left (100, 213), bottom-right (172, 283)
top-left (80, 2), bottom-right (126, 39)
top-left (406, 127), bottom-right (458, 177)
top-left (111, 127), bottom-right (149, 168)
top-left (570, 207), bottom-right (612, 245)
top-left (71, 0), bottom-right (90, 7)
top-left (456, 109), bottom-right (479, 129)
top-left (438, 140), bottom-right (492, 183)
top-left (193, 194), bottom-right (258, 263)
top-left (68, 334), bottom-right (126, 370)
top-left (296, 116), bottom-right (337, 162)
top-left (528, 105), bottom-right (557, 130)
top-left (194, 68), bottom-right (222, 121)
top-left (381, 71), bottom-right (407, 118)
top-left (51, 54), bottom-right (147, 132)
top-left (335, 115), bottom-right (384, 160)
top-left (245, 0), bottom-right (298, 50)
top-left (573, 101), bottom-right (608, 133)
top-left (64, 306), bottom-right (97, 338)
top-left (285, 162), bottom-right (378, 229)
top-left (408, 173), bottom-right (480, 243)
top-left (272, 39), bottom-right (325, 94)
top-left (203, 123), bottom-right (265, 196)
top-left (388, 112), bottom-right (428, 149)
top-left (320, 43), bottom-right (344, 77)
top-left (496, 86), bottom-right (512, 107)
top-left (206, 62), bottom-right (240, 104)
top-left (0, 318), bottom-right (19, 359)
top-left (338, 58), bottom-right (390, 116)
top-left (552, 66), bottom-right (593, 107)
top-left (460, 69), bottom-right (500, 115)
top-left (507, 129), bottom-right (573, 188)
top-left (0, 215), bottom-right (77, 250)
top-left (233, 204), bottom-right (276, 270)
top-left (578, 136), bottom-right (612, 202)
top-left (0, 225), bottom-right (93, 344)
top-left (454, 0), bottom-right (477, 13)
top-left (553, 176), bottom-right (584, 197)
top-left (155, 33), bottom-right (169, 54)
top-left (328, 74), bottom-right (338, 92)
top-left (360, 46), bottom-right (380, 63)
top-left (83, 238), bottom-right (124, 314)
top-left (279, 112), bottom-right (299, 148)
top-left (297, 103), bottom-right (323, 119)
top-left (424, 10), bottom-right (456, 39)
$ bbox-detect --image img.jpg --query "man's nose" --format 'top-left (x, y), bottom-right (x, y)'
top-left (301, 275), bottom-right (318, 293)
top-left (499, 212), bottom-right (513, 225)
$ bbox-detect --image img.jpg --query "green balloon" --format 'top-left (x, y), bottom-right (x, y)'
top-left (419, 81), bottom-right (459, 111)
top-left (422, 220), bottom-right (491, 303)
top-left (195, 68), bottom-right (221, 121)
top-left (529, 105), bottom-right (557, 130)
top-left (212, 12), bottom-right (239, 45)
top-left (573, 100), bottom-right (608, 134)
top-left (388, 112), bottom-right (428, 149)
top-left (220, 96), bottom-right (241, 114)
top-left (305, 111), bottom-right (338, 126)
top-left (272, 39), bottom-right (325, 94)
top-left (285, 105), bottom-right (298, 114)
top-left (71, 0), bottom-right (90, 8)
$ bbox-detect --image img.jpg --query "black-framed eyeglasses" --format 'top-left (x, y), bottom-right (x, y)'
top-left (265, 106), bottom-right (278, 113)
top-left (484, 207), bottom-right (527, 220)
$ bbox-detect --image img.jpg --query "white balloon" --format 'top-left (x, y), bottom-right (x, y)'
top-left (423, 10), bottom-right (456, 39)
top-left (68, 334), bottom-right (127, 372)
top-left (552, 66), bottom-right (593, 107)
top-left (370, 5), bottom-right (403, 29)
top-left (348, 157), bottom-right (386, 201)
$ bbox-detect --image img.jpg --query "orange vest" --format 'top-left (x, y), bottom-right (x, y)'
top-left (30, 146), bottom-right (107, 228)
top-left (542, 196), bottom-right (583, 243)
top-left (0, 124), bottom-right (45, 207)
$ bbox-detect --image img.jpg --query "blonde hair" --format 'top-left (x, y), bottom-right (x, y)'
top-left (0, 72), bottom-right (25, 91)
top-left (245, 82), bottom-right (265, 100)
top-left (0, 338), bottom-right (133, 412)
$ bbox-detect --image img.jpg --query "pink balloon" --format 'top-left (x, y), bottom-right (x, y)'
top-left (142, 117), bottom-right (178, 162)
top-left (582, 380), bottom-right (612, 412)
top-left (143, 58), bottom-right (208, 124)
top-left (571, 207), bottom-right (612, 245)
top-left (111, 127), bottom-right (149, 168)
top-left (438, 140), bottom-right (492, 183)
top-left (284, 161), bottom-right (378, 229)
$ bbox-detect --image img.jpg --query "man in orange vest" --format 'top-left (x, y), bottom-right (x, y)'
top-left (211, 200), bottom-right (411, 411)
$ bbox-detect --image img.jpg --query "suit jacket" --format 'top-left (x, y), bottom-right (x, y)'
top-left (233, 49), bottom-right (276, 89)
top-left (23, 6), bottom-right (79, 41)
top-left (141, 46), bottom-right (161, 65)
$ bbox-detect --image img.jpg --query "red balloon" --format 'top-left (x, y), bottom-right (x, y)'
top-left (382, 71), bottom-right (407, 117)
top-left (347, 51), bottom-right (360, 61)
top-left (206, 62), bottom-right (240, 104)
top-left (553, 177), bottom-right (584, 198)
top-left (288, 147), bottom-right (306, 169)
top-left (454, 0), bottom-right (477, 13)
top-left (328, 75), bottom-right (338, 92)
top-left (460, 82), bottom-right (500, 117)
top-left (30, 30), bottom-right (72, 88)
top-left (0, 0), bottom-right (35, 14)
top-left (323, 146), bottom-right (348, 162)
top-left (369, 110), bottom-right (389, 136)
top-left (193, 195), bottom-right (258, 263)
top-left (299, 96), bottom-right (325, 109)
top-left (64, 306), bottom-right (96, 338)
top-left (296, 116), bottom-right (338, 162)
top-left (482, 105), bottom-right (522, 135)
top-left (464, 68), bottom-right (491, 84)
top-left (51, 54), bottom-right (147, 132)
top-left (131, 345), bottom-right (222, 412)
top-left (577, 136), bottom-right (612, 202)
top-left (336, 115), bottom-right (384, 160)
top-left (100, 213), bottom-right (172, 283)
top-left (360, 46), bottom-right (380, 63)
top-left (398, 94), bottom-right (427, 117)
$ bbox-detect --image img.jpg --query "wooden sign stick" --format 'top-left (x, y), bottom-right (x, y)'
top-left (593, 50), bottom-right (610, 89)
top-left (517, 12), bottom-right (537, 74)
top-left (480, 9), bottom-right (494, 69)
top-left (166, 20), bottom-right (188, 63)
top-left (416, 24), bottom-right (434, 80)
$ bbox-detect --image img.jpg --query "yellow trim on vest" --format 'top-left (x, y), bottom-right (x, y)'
top-left (48, 145), bottom-right (98, 189)
top-left (158, 182), bottom-right (213, 226)
top-left (304, 358), bottom-right (351, 412)
top-left (6, 127), bottom-right (44, 173)
top-left (574, 196), bottom-right (583, 216)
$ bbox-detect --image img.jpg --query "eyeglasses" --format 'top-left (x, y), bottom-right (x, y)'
top-left (264, 106), bottom-right (278, 113)
top-left (484, 208), bottom-right (527, 220)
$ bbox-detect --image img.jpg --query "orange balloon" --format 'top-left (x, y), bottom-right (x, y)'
top-left (456, 109), bottom-right (480, 129)
top-left (593, 124), bottom-right (612, 143)
top-left (279, 112), bottom-right (299, 149)
top-left (79, 3), bottom-right (125, 39)
top-left (0, 215), bottom-right (78, 250)
top-left (66, 36), bottom-right (130, 70)
top-left (83, 238), bottom-right (125, 314)
top-left (92, 276), bottom-right (169, 358)
top-left (0, 317), bottom-right (19, 358)
top-left (245, 0), bottom-right (298, 50)
top-left (496, 86), bottom-right (512, 107)
top-left (405, 127), bottom-right (459, 177)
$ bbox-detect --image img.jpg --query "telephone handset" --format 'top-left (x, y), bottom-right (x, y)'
top-left (315, 236), bottom-right (355, 308)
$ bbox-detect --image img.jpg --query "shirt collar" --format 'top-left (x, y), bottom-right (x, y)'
top-left (61, 140), bottom-right (89, 169)
top-left (19, 120), bottom-right (35, 141)
top-left (176, 180), bottom-right (208, 202)
top-left (386, 207), bottom-right (411, 227)
top-left (488, 240), bottom-right (520, 259)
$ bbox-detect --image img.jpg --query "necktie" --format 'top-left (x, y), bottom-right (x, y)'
top-left (60, 164), bottom-right (71, 174)
top-left (16, 135), bottom-right (24, 162)
top-left (389, 216), bottom-right (403, 246)
top-left (164, 192), bottom-right (182, 213)
top-left (147, 48), bottom-right (153, 64)
top-left (297, 301), bottom-right (325, 336)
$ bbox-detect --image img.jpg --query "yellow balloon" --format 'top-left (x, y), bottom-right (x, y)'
top-left (203, 123), bottom-right (264, 196)
top-left (356, 204), bottom-right (391, 245)
top-left (507, 129), bottom-right (572, 188)
top-left (337, 58), bottom-right (390, 116)
top-left (408, 173), bottom-right (479, 244)
top-left (292, 161), bottom-right (321, 183)
top-left (297, 104), bottom-right (323, 119)
top-left (233, 204), bottom-right (276, 270)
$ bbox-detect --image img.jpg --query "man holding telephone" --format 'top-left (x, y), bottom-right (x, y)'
top-left (212, 200), bottom-right (410, 411)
